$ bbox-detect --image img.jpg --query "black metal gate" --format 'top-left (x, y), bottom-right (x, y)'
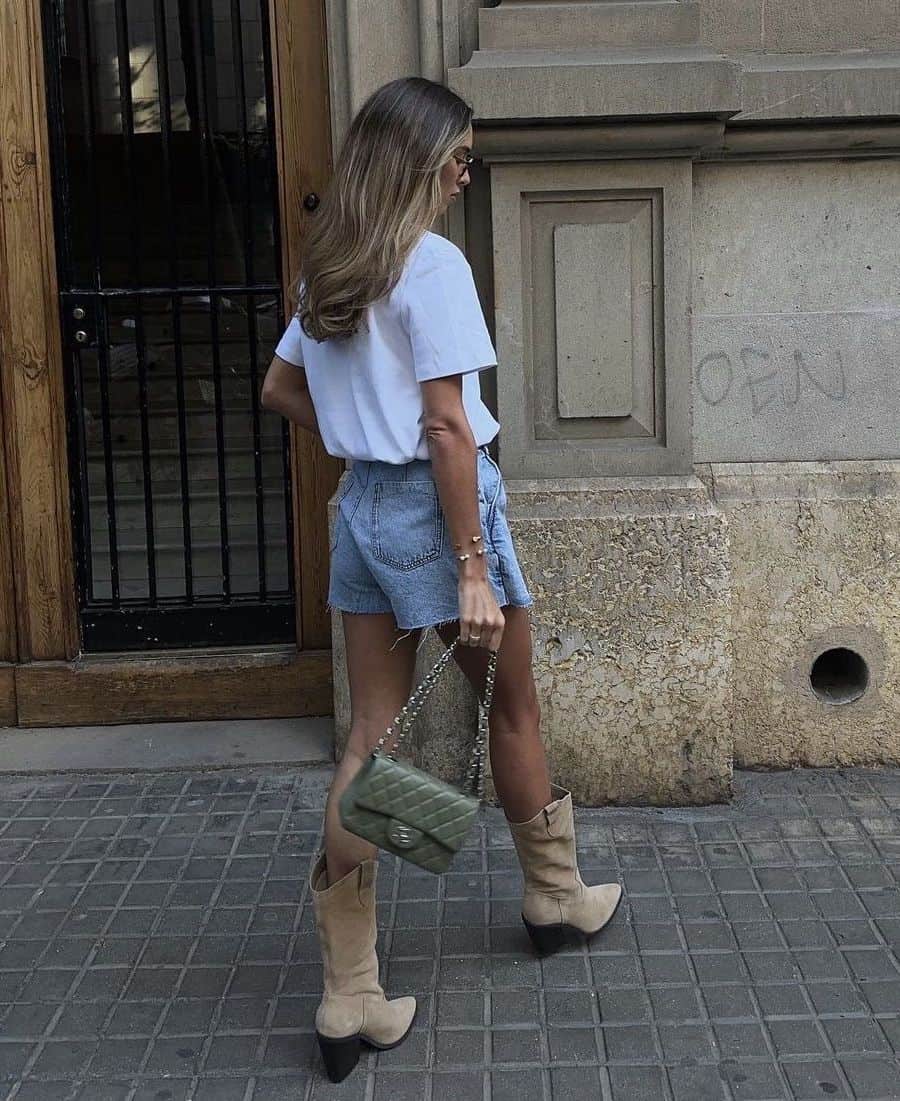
top-left (44, 0), bottom-right (295, 651)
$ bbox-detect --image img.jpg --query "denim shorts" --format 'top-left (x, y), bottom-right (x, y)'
top-left (327, 444), bottom-right (534, 632)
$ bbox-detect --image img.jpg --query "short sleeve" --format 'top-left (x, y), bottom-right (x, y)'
top-left (401, 246), bottom-right (497, 383)
top-left (274, 315), bottom-right (305, 367)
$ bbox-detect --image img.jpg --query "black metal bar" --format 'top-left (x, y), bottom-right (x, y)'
top-left (229, 0), bottom-right (255, 286)
top-left (259, 0), bottom-right (295, 599)
top-left (229, 6), bottom-right (267, 596)
top-left (94, 302), bottom-right (121, 605)
top-left (112, 0), bottom-right (142, 290)
top-left (149, 1), bottom-right (194, 602)
top-left (185, 0), bottom-right (217, 291)
top-left (280, 405), bottom-right (295, 599)
top-left (112, 1), bottom-right (157, 601)
top-left (151, 0), bottom-right (178, 287)
top-left (169, 294), bottom-right (195, 601)
top-left (74, 0), bottom-right (102, 290)
top-left (132, 298), bottom-right (158, 603)
top-left (68, 344), bottom-right (95, 603)
top-left (149, 0), bottom-right (196, 603)
top-left (209, 292), bottom-right (232, 599)
top-left (245, 293), bottom-right (268, 597)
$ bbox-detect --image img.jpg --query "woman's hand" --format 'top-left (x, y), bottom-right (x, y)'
top-left (458, 573), bottom-right (505, 651)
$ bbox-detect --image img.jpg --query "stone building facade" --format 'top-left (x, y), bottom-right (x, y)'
top-left (330, 0), bottom-right (900, 804)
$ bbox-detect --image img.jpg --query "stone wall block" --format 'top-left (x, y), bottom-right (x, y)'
top-left (506, 482), bottom-right (734, 805)
top-left (703, 463), bottom-right (900, 770)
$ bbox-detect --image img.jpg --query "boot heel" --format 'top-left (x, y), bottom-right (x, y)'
top-left (522, 915), bottom-right (570, 955)
top-left (317, 1032), bottom-right (361, 1083)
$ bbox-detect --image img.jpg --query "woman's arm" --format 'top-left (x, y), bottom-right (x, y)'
top-left (421, 374), bottom-right (505, 650)
top-left (260, 355), bottom-right (322, 439)
top-left (421, 377), bottom-right (487, 584)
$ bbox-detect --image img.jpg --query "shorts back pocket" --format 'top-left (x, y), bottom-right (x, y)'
top-left (372, 481), bottom-right (443, 570)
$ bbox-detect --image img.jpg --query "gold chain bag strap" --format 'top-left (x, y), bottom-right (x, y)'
top-left (338, 636), bottom-right (497, 874)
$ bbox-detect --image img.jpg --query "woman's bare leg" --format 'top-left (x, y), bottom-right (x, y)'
top-left (434, 607), bottom-right (551, 821)
top-left (323, 612), bottom-right (422, 885)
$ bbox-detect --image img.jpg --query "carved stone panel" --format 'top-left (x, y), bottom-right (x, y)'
top-left (490, 159), bottom-right (693, 478)
top-left (554, 221), bottom-right (634, 420)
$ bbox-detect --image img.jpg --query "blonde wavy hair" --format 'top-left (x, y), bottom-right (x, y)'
top-left (295, 77), bottom-right (473, 343)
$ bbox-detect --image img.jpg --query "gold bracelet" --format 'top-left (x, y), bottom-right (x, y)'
top-left (455, 548), bottom-right (485, 562)
top-left (452, 534), bottom-right (483, 550)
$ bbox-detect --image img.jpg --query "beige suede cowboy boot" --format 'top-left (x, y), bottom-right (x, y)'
top-left (309, 851), bottom-right (416, 1082)
top-left (506, 784), bottom-right (623, 955)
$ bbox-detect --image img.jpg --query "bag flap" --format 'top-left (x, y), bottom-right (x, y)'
top-left (352, 752), bottom-right (478, 850)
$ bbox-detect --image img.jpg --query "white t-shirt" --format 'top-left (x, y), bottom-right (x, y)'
top-left (273, 229), bottom-right (500, 463)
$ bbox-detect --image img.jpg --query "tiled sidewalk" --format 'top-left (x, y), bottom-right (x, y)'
top-left (1, 767), bottom-right (899, 1100)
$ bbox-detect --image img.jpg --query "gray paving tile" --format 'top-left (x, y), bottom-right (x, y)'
top-left (492, 988), bottom-right (540, 1026)
top-left (824, 1016), bottom-right (892, 1055)
top-left (3, 764), bottom-right (900, 1099)
top-left (668, 1065), bottom-right (729, 1100)
top-left (431, 1070), bottom-right (484, 1101)
top-left (543, 988), bottom-right (596, 1026)
top-left (492, 1027), bottom-right (543, 1064)
top-left (602, 1023), bottom-right (658, 1062)
top-left (606, 1065), bottom-right (666, 1100)
top-left (781, 1060), bottom-right (850, 1098)
top-left (840, 1058), bottom-right (900, 1098)
top-left (721, 1062), bottom-right (790, 1099)
top-left (767, 1018), bottom-right (830, 1058)
top-left (492, 1068), bottom-right (545, 1101)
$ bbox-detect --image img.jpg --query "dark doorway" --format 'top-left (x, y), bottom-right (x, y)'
top-left (44, 0), bottom-right (295, 651)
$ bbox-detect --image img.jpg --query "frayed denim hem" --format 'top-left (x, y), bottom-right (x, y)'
top-left (326, 601), bottom-right (534, 656)
top-left (389, 613), bottom-right (460, 654)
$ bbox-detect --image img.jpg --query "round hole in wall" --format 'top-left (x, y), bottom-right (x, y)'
top-left (809, 647), bottom-right (869, 705)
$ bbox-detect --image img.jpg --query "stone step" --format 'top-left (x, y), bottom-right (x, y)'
top-left (478, 1), bottom-right (701, 51)
top-left (0, 718), bottom-right (333, 774)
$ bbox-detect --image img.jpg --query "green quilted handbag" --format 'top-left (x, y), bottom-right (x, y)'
top-left (339, 636), bottom-right (497, 874)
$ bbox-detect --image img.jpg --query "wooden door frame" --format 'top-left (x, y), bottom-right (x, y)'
top-left (0, 0), bottom-right (336, 725)
top-left (270, 0), bottom-right (345, 653)
top-left (0, 362), bottom-right (18, 725)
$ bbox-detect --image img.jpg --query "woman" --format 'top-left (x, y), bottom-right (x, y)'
top-left (261, 76), bottom-right (622, 1083)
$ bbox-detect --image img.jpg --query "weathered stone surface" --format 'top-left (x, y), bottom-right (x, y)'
top-left (479, 1), bottom-right (701, 51)
top-left (507, 477), bottom-right (733, 806)
top-left (702, 0), bottom-right (900, 53)
top-left (736, 51), bottom-right (900, 122)
top-left (447, 46), bottom-right (742, 124)
top-left (699, 461), bottom-right (900, 769)
top-left (700, 0), bottom-right (763, 51)
top-left (692, 158), bottom-right (900, 463)
top-left (761, 0), bottom-right (900, 53)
